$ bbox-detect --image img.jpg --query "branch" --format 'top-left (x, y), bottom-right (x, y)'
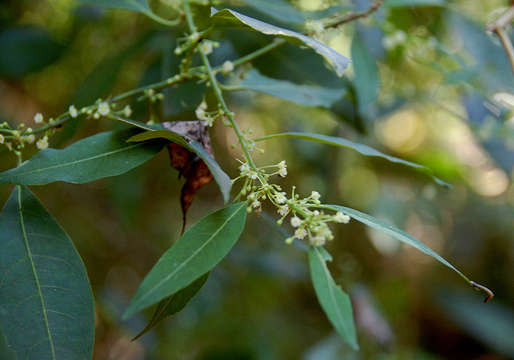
top-left (324, 0), bottom-right (383, 29)
top-left (488, 6), bottom-right (514, 73)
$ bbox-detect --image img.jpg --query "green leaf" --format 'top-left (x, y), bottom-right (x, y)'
top-left (211, 7), bottom-right (350, 77)
top-left (0, 186), bottom-right (94, 359)
top-left (385, 0), bottom-right (446, 7)
top-left (239, 0), bottom-right (306, 24)
top-left (239, 0), bottom-right (349, 25)
top-left (132, 272), bottom-right (209, 340)
top-left (124, 202), bottom-right (247, 318)
top-left (323, 204), bottom-right (473, 285)
top-left (253, 132), bottom-right (450, 187)
top-left (79, 0), bottom-right (150, 12)
top-left (308, 246), bottom-right (358, 350)
top-left (78, 0), bottom-right (180, 26)
top-left (351, 32), bottom-right (379, 117)
top-left (0, 130), bottom-right (165, 185)
top-left (226, 69), bottom-right (346, 108)
top-left (0, 26), bottom-right (64, 79)
top-left (128, 130), bottom-right (232, 203)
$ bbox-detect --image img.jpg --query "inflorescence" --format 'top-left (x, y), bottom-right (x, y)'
top-left (234, 158), bottom-right (350, 247)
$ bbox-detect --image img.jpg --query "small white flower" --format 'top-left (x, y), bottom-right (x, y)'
top-left (123, 105), bottom-right (132, 118)
top-left (26, 127), bottom-right (32, 133)
top-left (25, 135), bottom-right (35, 144)
top-left (239, 163), bottom-right (250, 174)
top-left (0, 134), bottom-right (4, 144)
top-left (195, 108), bottom-right (206, 120)
top-left (195, 101), bottom-right (209, 122)
top-left (36, 136), bottom-right (48, 150)
top-left (97, 102), bottom-right (110, 116)
top-left (313, 210), bottom-right (320, 216)
top-left (382, 35), bottom-right (397, 50)
top-left (275, 192), bottom-right (287, 204)
top-left (190, 31), bottom-right (200, 42)
top-left (294, 228), bottom-right (307, 240)
top-left (222, 60), bottom-right (234, 73)
top-left (393, 30), bottom-right (406, 43)
top-left (290, 216), bottom-right (302, 228)
top-left (252, 200), bottom-right (261, 209)
top-left (311, 235), bottom-right (326, 246)
top-left (334, 211), bottom-right (350, 224)
top-left (278, 205), bottom-right (289, 216)
top-left (311, 191), bottom-right (321, 201)
top-left (69, 105), bottom-right (78, 118)
top-left (34, 113), bottom-right (44, 124)
top-left (204, 117), bottom-right (214, 127)
top-left (249, 172), bottom-right (258, 180)
top-left (277, 160), bottom-right (287, 177)
top-left (199, 40), bottom-right (214, 55)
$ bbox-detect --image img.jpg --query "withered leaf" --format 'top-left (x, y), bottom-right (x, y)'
top-left (163, 121), bottom-right (214, 234)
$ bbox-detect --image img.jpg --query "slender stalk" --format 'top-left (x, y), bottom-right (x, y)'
top-left (183, 0), bottom-right (258, 172)
top-left (324, 0), bottom-right (383, 28)
top-left (144, 11), bottom-right (182, 27)
top-left (488, 5), bottom-right (514, 73)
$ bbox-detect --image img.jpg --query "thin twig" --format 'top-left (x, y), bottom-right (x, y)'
top-left (488, 6), bottom-right (514, 73)
top-left (324, 0), bottom-right (383, 28)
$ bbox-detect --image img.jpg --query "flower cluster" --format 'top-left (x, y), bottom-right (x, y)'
top-left (234, 159), bottom-right (350, 247)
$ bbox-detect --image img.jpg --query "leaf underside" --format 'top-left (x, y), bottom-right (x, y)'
top-left (132, 272), bottom-right (209, 340)
top-left (211, 7), bottom-right (350, 77)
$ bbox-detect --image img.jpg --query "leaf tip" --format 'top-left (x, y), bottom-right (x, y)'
top-left (470, 281), bottom-right (494, 303)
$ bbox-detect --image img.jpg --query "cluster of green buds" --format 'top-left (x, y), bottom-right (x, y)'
top-left (234, 159), bottom-right (351, 246)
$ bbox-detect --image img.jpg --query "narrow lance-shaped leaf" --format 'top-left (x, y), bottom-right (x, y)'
top-left (211, 7), bottom-right (350, 77)
top-left (0, 186), bottom-right (95, 359)
top-left (308, 246), bottom-right (358, 350)
top-left (225, 69), bottom-right (346, 108)
top-left (128, 130), bottom-right (232, 203)
top-left (253, 132), bottom-right (450, 187)
top-left (132, 273), bottom-right (209, 340)
top-left (322, 204), bottom-right (494, 302)
top-left (0, 129), bottom-right (166, 185)
top-left (124, 202), bottom-right (247, 318)
top-left (351, 31), bottom-right (379, 117)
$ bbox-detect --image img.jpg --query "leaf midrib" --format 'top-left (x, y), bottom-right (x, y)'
top-left (135, 203), bottom-right (245, 306)
top-left (17, 186), bottom-right (56, 359)
top-left (7, 143), bottom-right (144, 178)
